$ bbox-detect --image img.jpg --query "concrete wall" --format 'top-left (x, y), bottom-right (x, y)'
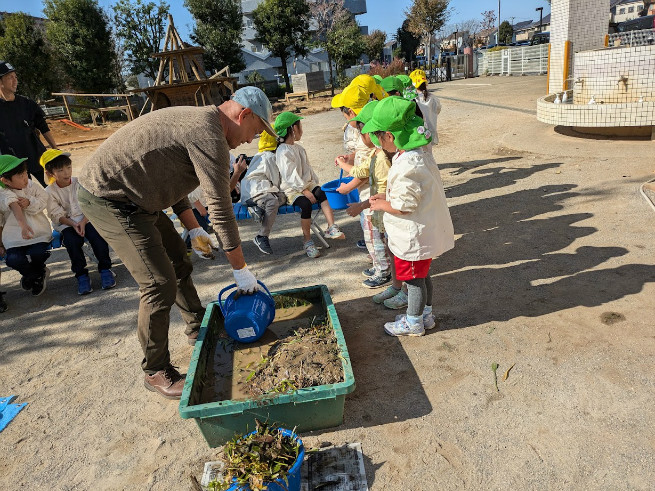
top-left (548, 0), bottom-right (611, 93)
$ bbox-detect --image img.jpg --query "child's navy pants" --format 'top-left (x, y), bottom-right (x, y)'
top-left (61, 223), bottom-right (112, 277)
top-left (5, 242), bottom-right (50, 286)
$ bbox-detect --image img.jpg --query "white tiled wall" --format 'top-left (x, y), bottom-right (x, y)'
top-left (537, 94), bottom-right (655, 127)
top-left (548, 0), bottom-right (610, 93)
top-left (573, 46), bottom-right (655, 104)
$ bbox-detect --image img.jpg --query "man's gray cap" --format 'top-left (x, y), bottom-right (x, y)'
top-left (0, 61), bottom-right (16, 78)
top-left (231, 86), bottom-right (276, 137)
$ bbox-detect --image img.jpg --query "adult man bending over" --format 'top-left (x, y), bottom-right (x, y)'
top-left (78, 87), bottom-right (274, 400)
top-left (0, 61), bottom-right (59, 187)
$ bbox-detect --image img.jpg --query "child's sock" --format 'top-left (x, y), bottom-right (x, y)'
top-left (423, 305), bottom-right (432, 315)
top-left (406, 314), bottom-right (422, 326)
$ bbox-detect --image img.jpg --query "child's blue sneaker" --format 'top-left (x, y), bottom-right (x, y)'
top-left (384, 314), bottom-right (425, 337)
top-left (77, 273), bottom-right (93, 295)
top-left (100, 269), bottom-right (116, 290)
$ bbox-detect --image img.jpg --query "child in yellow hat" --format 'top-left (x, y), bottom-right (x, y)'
top-left (362, 97), bottom-right (454, 336)
top-left (410, 69), bottom-right (442, 145)
top-left (275, 112), bottom-right (345, 258)
top-left (41, 149), bottom-right (116, 294)
top-left (240, 130), bottom-right (287, 255)
top-left (0, 154), bottom-right (52, 296)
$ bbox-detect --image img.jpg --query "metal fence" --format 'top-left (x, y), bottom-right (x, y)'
top-left (482, 44), bottom-right (549, 76)
top-left (608, 28), bottom-right (655, 47)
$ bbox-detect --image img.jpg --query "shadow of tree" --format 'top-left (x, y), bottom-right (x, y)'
top-left (439, 156), bottom-right (523, 175)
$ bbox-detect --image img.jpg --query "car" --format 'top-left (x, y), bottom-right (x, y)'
top-left (530, 32), bottom-right (550, 45)
top-left (617, 15), bottom-right (655, 32)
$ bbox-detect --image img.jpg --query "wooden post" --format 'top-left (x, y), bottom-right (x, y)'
top-left (562, 40), bottom-right (572, 91)
top-left (62, 95), bottom-right (72, 121)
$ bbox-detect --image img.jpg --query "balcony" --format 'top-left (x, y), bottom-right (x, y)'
top-left (344, 0), bottom-right (367, 16)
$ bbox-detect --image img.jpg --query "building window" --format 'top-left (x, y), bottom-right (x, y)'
top-left (628, 6), bottom-right (635, 12)
top-left (619, 8), bottom-right (626, 13)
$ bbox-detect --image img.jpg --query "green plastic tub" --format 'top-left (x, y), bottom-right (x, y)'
top-left (179, 284), bottom-right (356, 447)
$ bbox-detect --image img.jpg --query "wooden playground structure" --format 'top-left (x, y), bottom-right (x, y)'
top-left (130, 14), bottom-right (238, 115)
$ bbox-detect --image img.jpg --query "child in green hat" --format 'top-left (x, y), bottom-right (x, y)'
top-left (274, 112), bottom-right (345, 258)
top-left (362, 97), bottom-right (454, 336)
top-left (0, 154), bottom-right (53, 296)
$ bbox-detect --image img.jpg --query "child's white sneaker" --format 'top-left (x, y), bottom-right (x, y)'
top-left (303, 239), bottom-right (320, 258)
top-left (324, 224), bottom-right (345, 239)
top-left (373, 286), bottom-right (401, 304)
top-left (383, 289), bottom-right (408, 310)
top-left (423, 312), bottom-right (436, 329)
top-left (384, 314), bottom-right (425, 337)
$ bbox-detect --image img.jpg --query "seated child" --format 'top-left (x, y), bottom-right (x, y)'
top-left (0, 155), bottom-right (52, 296)
top-left (275, 112), bottom-right (345, 258)
top-left (184, 186), bottom-right (211, 252)
top-left (41, 149), bottom-right (116, 294)
top-left (240, 130), bottom-right (287, 255)
top-left (229, 153), bottom-right (248, 203)
top-left (0, 224), bottom-right (7, 312)
top-left (363, 96), bottom-right (455, 337)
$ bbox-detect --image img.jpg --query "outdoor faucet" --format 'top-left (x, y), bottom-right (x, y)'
top-left (574, 77), bottom-right (584, 85)
top-left (617, 75), bottom-right (628, 86)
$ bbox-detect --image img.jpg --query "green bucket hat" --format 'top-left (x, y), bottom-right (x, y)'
top-left (380, 76), bottom-right (403, 95)
top-left (372, 74), bottom-right (383, 84)
top-left (274, 111), bottom-right (304, 138)
top-left (350, 100), bottom-right (381, 147)
top-left (0, 155), bottom-right (27, 188)
top-left (396, 74), bottom-right (412, 88)
top-left (360, 96), bottom-right (432, 151)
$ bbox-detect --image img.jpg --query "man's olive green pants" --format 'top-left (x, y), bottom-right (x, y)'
top-left (78, 186), bottom-right (204, 374)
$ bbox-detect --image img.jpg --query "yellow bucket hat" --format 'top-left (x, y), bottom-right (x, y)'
top-left (331, 84), bottom-right (373, 115)
top-left (40, 149), bottom-right (71, 184)
top-left (258, 130), bottom-right (278, 152)
top-left (350, 74), bottom-right (387, 101)
top-left (409, 69), bottom-right (428, 88)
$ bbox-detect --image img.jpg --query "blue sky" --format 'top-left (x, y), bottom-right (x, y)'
top-left (9, 0), bottom-right (551, 40)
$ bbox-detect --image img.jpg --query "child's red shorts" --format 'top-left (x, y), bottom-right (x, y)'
top-left (394, 257), bottom-right (432, 281)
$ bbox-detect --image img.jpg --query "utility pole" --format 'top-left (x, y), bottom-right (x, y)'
top-left (498, 0), bottom-right (501, 45)
top-left (536, 7), bottom-right (544, 33)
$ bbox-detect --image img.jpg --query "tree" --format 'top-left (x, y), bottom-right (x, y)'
top-left (364, 29), bottom-right (386, 63)
top-left (44, 0), bottom-right (118, 93)
top-left (185, 0), bottom-right (245, 73)
top-left (309, 0), bottom-right (351, 95)
top-left (112, 0), bottom-right (169, 82)
top-left (252, 0), bottom-right (311, 92)
top-left (481, 10), bottom-right (497, 31)
top-left (396, 19), bottom-right (421, 62)
top-left (0, 13), bottom-right (57, 100)
top-left (325, 13), bottom-right (363, 79)
top-left (406, 0), bottom-right (449, 65)
top-left (498, 20), bottom-right (513, 45)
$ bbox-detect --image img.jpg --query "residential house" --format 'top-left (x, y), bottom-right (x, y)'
top-left (513, 14), bottom-right (551, 42)
top-left (382, 40), bottom-right (398, 64)
top-left (610, 0), bottom-right (645, 23)
top-left (238, 0), bottom-right (368, 85)
top-left (476, 27), bottom-right (498, 47)
top-left (512, 20), bottom-right (534, 42)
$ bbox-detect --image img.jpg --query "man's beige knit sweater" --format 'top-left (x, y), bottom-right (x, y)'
top-left (79, 106), bottom-right (240, 250)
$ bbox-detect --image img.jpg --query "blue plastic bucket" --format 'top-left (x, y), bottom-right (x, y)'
top-left (218, 280), bottom-right (275, 343)
top-left (321, 170), bottom-right (360, 210)
top-left (227, 429), bottom-right (304, 491)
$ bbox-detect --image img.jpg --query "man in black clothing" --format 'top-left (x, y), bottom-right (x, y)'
top-left (0, 61), bottom-right (59, 187)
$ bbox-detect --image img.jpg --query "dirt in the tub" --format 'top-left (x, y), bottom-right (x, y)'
top-left (199, 296), bottom-right (344, 404)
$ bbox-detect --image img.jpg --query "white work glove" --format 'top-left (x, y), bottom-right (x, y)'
top-left (189, 227), bottom-right (218, 259)
top-left (232, 265), bottom-right (259, 295)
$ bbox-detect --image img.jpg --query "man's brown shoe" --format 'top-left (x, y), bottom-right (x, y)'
top-left (144, 365), bottom-right (185, 399)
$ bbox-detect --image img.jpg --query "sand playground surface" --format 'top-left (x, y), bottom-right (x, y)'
top-left (2, 77), bottom-right (655, 490)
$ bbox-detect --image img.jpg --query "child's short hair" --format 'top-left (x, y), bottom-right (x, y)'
top-left (44, 154), bottom-right (72, 174)
top-left (1, 161), bottom-right (28, 181)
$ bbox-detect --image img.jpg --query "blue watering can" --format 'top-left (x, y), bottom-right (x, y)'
top-left (218, 280), bottom-right (276, 343)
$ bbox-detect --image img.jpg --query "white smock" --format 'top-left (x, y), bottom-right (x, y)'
top-left (414, 92), bottom-right (442, 144)
top-left (276, 143), bottom-right (319, 204)
top-left (0, 180), bottom-right (53, 249)
top-left (383, 148), bottom-right (454, 261)
top-left (45, 177), bottom-right (85, 232)
top-left (240, 151), bottom-right (281, 202)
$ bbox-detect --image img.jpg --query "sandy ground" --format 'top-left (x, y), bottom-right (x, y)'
top-left (2, 76), bottom-right (655, 490)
